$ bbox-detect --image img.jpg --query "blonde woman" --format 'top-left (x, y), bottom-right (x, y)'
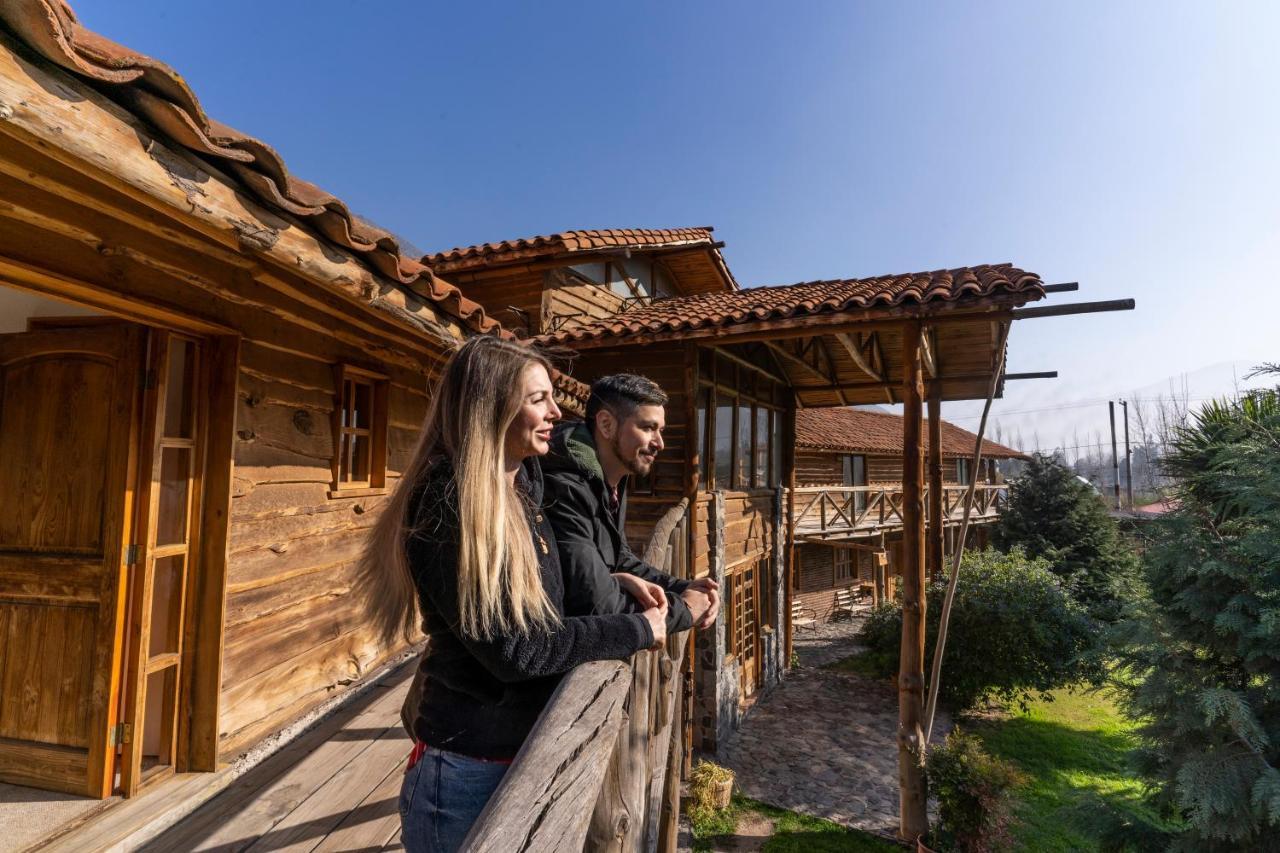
top-left (362, 335), bottom-right (667, 853)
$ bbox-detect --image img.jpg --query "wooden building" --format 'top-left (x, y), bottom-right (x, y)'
top-left (426, 232), bottom-right (1047, 752)
top-left (791, 407), bottom-right (1025, 620)
top-left (0, 3), bottom-right (573, 803)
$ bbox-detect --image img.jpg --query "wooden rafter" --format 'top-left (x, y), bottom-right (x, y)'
top-left (814, 336), bottom-right (849, 405)
top-left (764, 339), bottom-right (829, 384)
top-left (921, 328), bottom-right (938, 378)
top-left (834, 332), bottom-right (885, 382)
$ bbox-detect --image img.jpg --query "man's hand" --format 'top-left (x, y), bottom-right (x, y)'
top-left (613, 572), bottom-right (666, 609)
top-left (684, 577), bottom-right (721, 629)
top-left (641, 596), bottom-right (669, 650)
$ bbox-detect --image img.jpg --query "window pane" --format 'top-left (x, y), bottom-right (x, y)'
top-left (352, 381), bottom-right (372, 429)
top-left (735, 406), bottom-right (751, 489)
top-left (770, 410), bottom-right (781, 487)
top-left (156, 447), bottom-right (190, 546)
top-left (695, 389), bottom-right (708, 487)
top-left (141, 665), bottom-right (177, 776)
top-left (162, 338), bottom-right (195, 439)
top-left (352, 433), bottom-right (371, 483)
top-left (853, 455), bottom-right (867, 513)
top-left (754, 407), bottom-right (768, 488)
top-left (714, 394), bottom-right (733, 488)
top-left (149, 554), bottom-right (185, 658)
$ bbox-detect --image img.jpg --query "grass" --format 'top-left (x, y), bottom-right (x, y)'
top-left (822, 653), bottom-right (887, 679)
top-left (689, 794), bottom-right (900, 852)
top-left (968, 687), bottom-right (1177, 852)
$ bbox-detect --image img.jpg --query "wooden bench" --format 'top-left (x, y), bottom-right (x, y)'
top-left (791, 599), bottom-right (818, 632)
top-left (831, 584), bottom-right (874, 620)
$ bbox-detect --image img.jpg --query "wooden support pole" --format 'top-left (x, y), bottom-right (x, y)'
top-left (783, 398), bottom-right (798, 667)
top-left (1010, 298), bottom-right (1135, 320)
top-left (897, 321), bottom-right (928, 842)
top-left (927, 382), bottom-right (944, 582)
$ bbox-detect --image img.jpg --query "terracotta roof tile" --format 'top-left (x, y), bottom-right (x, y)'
top-left (425, 227), bottom-right (716, 270)
top-left (0, 0), bottom-right (502, 336)
top-left (796, 408), bottom-right (1025, 459)
top-left (539, 264), bottom-right (1042, 345)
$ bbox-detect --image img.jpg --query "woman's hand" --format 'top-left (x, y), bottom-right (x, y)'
top-left (613, 572), bottom-right (667, 609)
top-left (642, 597), bottom-right (669, 650)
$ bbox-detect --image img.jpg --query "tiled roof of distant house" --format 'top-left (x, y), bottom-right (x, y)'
top-left (796, 408), bottom-right (1026, 459)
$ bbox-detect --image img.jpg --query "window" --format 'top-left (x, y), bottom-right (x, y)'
top-left (769, 409), bottom-right (781, 487)
top-left (695, 389), bottom-right (708, 487)
top-left (957, 457), bottom-right (971, 486)
top-left (734, 406), bottom-right (752, 489)
top-left (752, 406), bottom-right (769, 488)
top-left (844, 454), bottom-right (867, 513)
top-left (714, 393), bottom-right (734, 489)
top-left (835, 549), bottom-right (854, 582)
top-left (332, 365), bottom-right (388, 494)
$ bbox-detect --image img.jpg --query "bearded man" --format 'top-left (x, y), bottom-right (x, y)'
top-left (543, 374), bottom-right (720, 635)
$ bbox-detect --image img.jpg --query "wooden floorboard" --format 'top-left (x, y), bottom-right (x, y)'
top-left (311, 758), bottom-right (405, 853)
top-left (141, 665), bottom-right (412, 852)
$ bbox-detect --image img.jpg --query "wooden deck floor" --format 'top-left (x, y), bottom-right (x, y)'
top-left (143, 664), bottom-right (414, 852)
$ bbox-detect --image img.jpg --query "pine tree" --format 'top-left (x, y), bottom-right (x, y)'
top-left (1115, 376), bottom-right (1280, 849)
top-left (993, 453), bottom-right (1138, 620)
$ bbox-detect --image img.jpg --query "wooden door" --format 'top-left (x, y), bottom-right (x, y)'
top-left (0, 324), bottom-right (144, 797)
top-left (119, 332), bottom-right (203, 795)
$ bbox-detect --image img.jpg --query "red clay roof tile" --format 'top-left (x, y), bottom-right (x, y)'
top-left (796, 408), bottom-right (1025, 459)
top-left (0, 0), bottom-right (503, 336)
top-left (539, 264), bottom-right (1042, 345)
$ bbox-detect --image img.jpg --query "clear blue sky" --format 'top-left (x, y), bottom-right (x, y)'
top-left (72, 1), bottom-right (1279, 449)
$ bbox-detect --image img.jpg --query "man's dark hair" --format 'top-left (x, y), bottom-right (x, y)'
top-left (586, 374), bottom-right (668, 430)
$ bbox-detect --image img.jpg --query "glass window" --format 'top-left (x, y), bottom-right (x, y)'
top-left (714, 393), bottom-right (734, 489)
top-left (569, 262), bottom-right (606, 284)
top-left (769, 409), bottom-right (781, 487)
top-left (957, 458), bottom-right (971, 485)
top-left (735, 405), bottom-right (752, 489)
top-left (695, 389), bottom-right (708, 488)
top-left (753, 406), bottom-right (768, 488)
top-left (334, 367), bottom-right (387, 491)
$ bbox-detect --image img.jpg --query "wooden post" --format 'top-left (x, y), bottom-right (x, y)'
top-left (1109, 401), bottom-right (1121, 510)
top-left (783, 397), bottom-right (798, 667)
top-left (927, 381), bottom-right (944, 582)
top-left (897, 321), bottom-right (928, 842)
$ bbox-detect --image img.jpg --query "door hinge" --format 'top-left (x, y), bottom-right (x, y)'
top-left (125, 544), bottom-right (140, 567)
top-left (110, 722), bottom-right (132, 746)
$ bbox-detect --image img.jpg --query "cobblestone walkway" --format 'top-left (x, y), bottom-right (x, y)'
top-left (719, 614), bottom-right (949, 838)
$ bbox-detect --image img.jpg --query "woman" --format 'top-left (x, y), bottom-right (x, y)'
top-left (361, 336), bottom-right (668, 853)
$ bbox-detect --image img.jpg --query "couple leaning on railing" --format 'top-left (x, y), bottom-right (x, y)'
top-left (358, 336), bottom-right (718, 853)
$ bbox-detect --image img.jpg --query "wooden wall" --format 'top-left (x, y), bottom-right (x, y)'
top-left (543, 269), bottom-right (626, 334)
top-left (216, 342), bottom-right (436, 756)
top-left (795, 450), bottom-right (962, 487)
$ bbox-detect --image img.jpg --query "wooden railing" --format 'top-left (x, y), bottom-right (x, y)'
top-left (463, 499), bottom-right (690, 853)
top-left (791, 484), bottom-right (1008, 539)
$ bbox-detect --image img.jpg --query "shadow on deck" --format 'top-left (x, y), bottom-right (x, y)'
top-left (142, 665), bottom-right (414, 852)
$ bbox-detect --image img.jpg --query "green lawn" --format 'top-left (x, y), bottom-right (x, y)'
top-left (690, 795), bottom-right (899, 852)
top-left (970, 687), bottom-right (1175, 852)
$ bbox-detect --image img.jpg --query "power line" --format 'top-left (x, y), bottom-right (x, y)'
top-left (947, 395), bottom-right (1220, 420)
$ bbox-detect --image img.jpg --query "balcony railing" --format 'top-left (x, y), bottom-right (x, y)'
top-left (462, 499), bottom-right (690, 853)
top-left (791, 484), bottom-right (1008, 541)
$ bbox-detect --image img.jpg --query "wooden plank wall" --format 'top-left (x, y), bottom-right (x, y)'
top-left (796, 451), bottom-right (842, 486)
top-left (218, 343), bottom-right (434, 756)
top-left (543, 270), bottom-right (626, 333)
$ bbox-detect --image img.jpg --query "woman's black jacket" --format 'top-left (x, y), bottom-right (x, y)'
top-left (404, 456), bottom-right (653, 760)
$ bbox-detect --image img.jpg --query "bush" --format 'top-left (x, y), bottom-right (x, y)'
top-left (994, 453), bottom-right (1140, 621)
top-left (1113, 376), bottom-right (1280, 848)
top-left (926, 730), bottom-right (1025, 852)
top-left (855, 549), bottom-right (1102, 711)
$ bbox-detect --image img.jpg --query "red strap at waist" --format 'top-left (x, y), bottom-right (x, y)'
top-left (405, 740), bottom-right (515, 771)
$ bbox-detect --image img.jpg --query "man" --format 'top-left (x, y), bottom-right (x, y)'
top-left (543, 374), bottom-right (720, 633)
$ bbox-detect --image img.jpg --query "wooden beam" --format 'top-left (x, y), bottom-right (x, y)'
top-left (1004, 371), bottom-right (1058, 380)
top-left (833, 332), bottom-right (886, 382)
top-left (764, 340), bottom-right (830, 384)
top-left (921, 329), bottom-right (938, 379)
top-left (1010, 299), bottom-right (1135, 320)
top-left (897, 320), bottom-right (928, 842)
top-left (711, 345), bottom-right (788, 386)
top-left (927, 383), bottom-right (944, 583)
top-left (814, 336), bottom-right (849, 405)
top-left (1040, 281), bottom-right (1080, 293)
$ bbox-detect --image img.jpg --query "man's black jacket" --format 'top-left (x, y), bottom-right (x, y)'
top-left (542, 421), bottom-right (694, 632)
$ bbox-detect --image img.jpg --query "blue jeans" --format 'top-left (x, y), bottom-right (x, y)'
top-left (399, 745), bottom-right (509, 853)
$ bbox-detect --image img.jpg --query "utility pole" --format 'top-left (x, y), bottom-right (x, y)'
top-left (1109, 401), bottom-right (1121, 511)
top-left (1121, 399), bottom-right (1133, 509)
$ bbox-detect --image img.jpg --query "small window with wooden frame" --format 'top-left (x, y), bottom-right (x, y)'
top-left (330, 364), bottom-right (388, 496)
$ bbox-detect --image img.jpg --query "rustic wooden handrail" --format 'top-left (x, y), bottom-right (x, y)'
top-left (791, 484), bottom-right (1008, 537)
top-left (462, 499), bottom-right (691, 853)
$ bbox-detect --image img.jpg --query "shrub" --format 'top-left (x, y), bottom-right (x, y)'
top-left (855, 549), bottom-right (1101, 711)
top-left (926, 730), bottom-right (1025, 852)
top-left (1113, 375), bottom-right (1280, 848)
top-left (994, 453), bottom-right (1140, 621)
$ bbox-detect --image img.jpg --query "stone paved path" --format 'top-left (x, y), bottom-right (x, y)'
top-left (719, 613), bottom-right (950, 838)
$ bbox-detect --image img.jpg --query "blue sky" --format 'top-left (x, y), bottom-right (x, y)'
top-left (71, 1), bottom-right (1279, 449)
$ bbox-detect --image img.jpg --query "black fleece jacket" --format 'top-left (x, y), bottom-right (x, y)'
top-left (404, 456), bottom-right (653, 760)
top-left (541, 421), bottom-right (694, 633)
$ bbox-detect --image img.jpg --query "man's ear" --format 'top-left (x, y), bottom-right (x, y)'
top-left (595, 408), bottom-right (617, 440)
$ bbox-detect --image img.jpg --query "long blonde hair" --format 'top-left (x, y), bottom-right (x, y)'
top-left (361, 335), bottom-right (560, 643)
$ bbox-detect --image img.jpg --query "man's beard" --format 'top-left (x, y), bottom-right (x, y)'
top-left (609, 433), bottom-right (653, 477)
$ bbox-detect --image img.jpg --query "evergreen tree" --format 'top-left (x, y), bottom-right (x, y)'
top-left (1115, 376), bottom-right (1280, 849)
top-left (993, 453), bottom-right (1138, 620)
